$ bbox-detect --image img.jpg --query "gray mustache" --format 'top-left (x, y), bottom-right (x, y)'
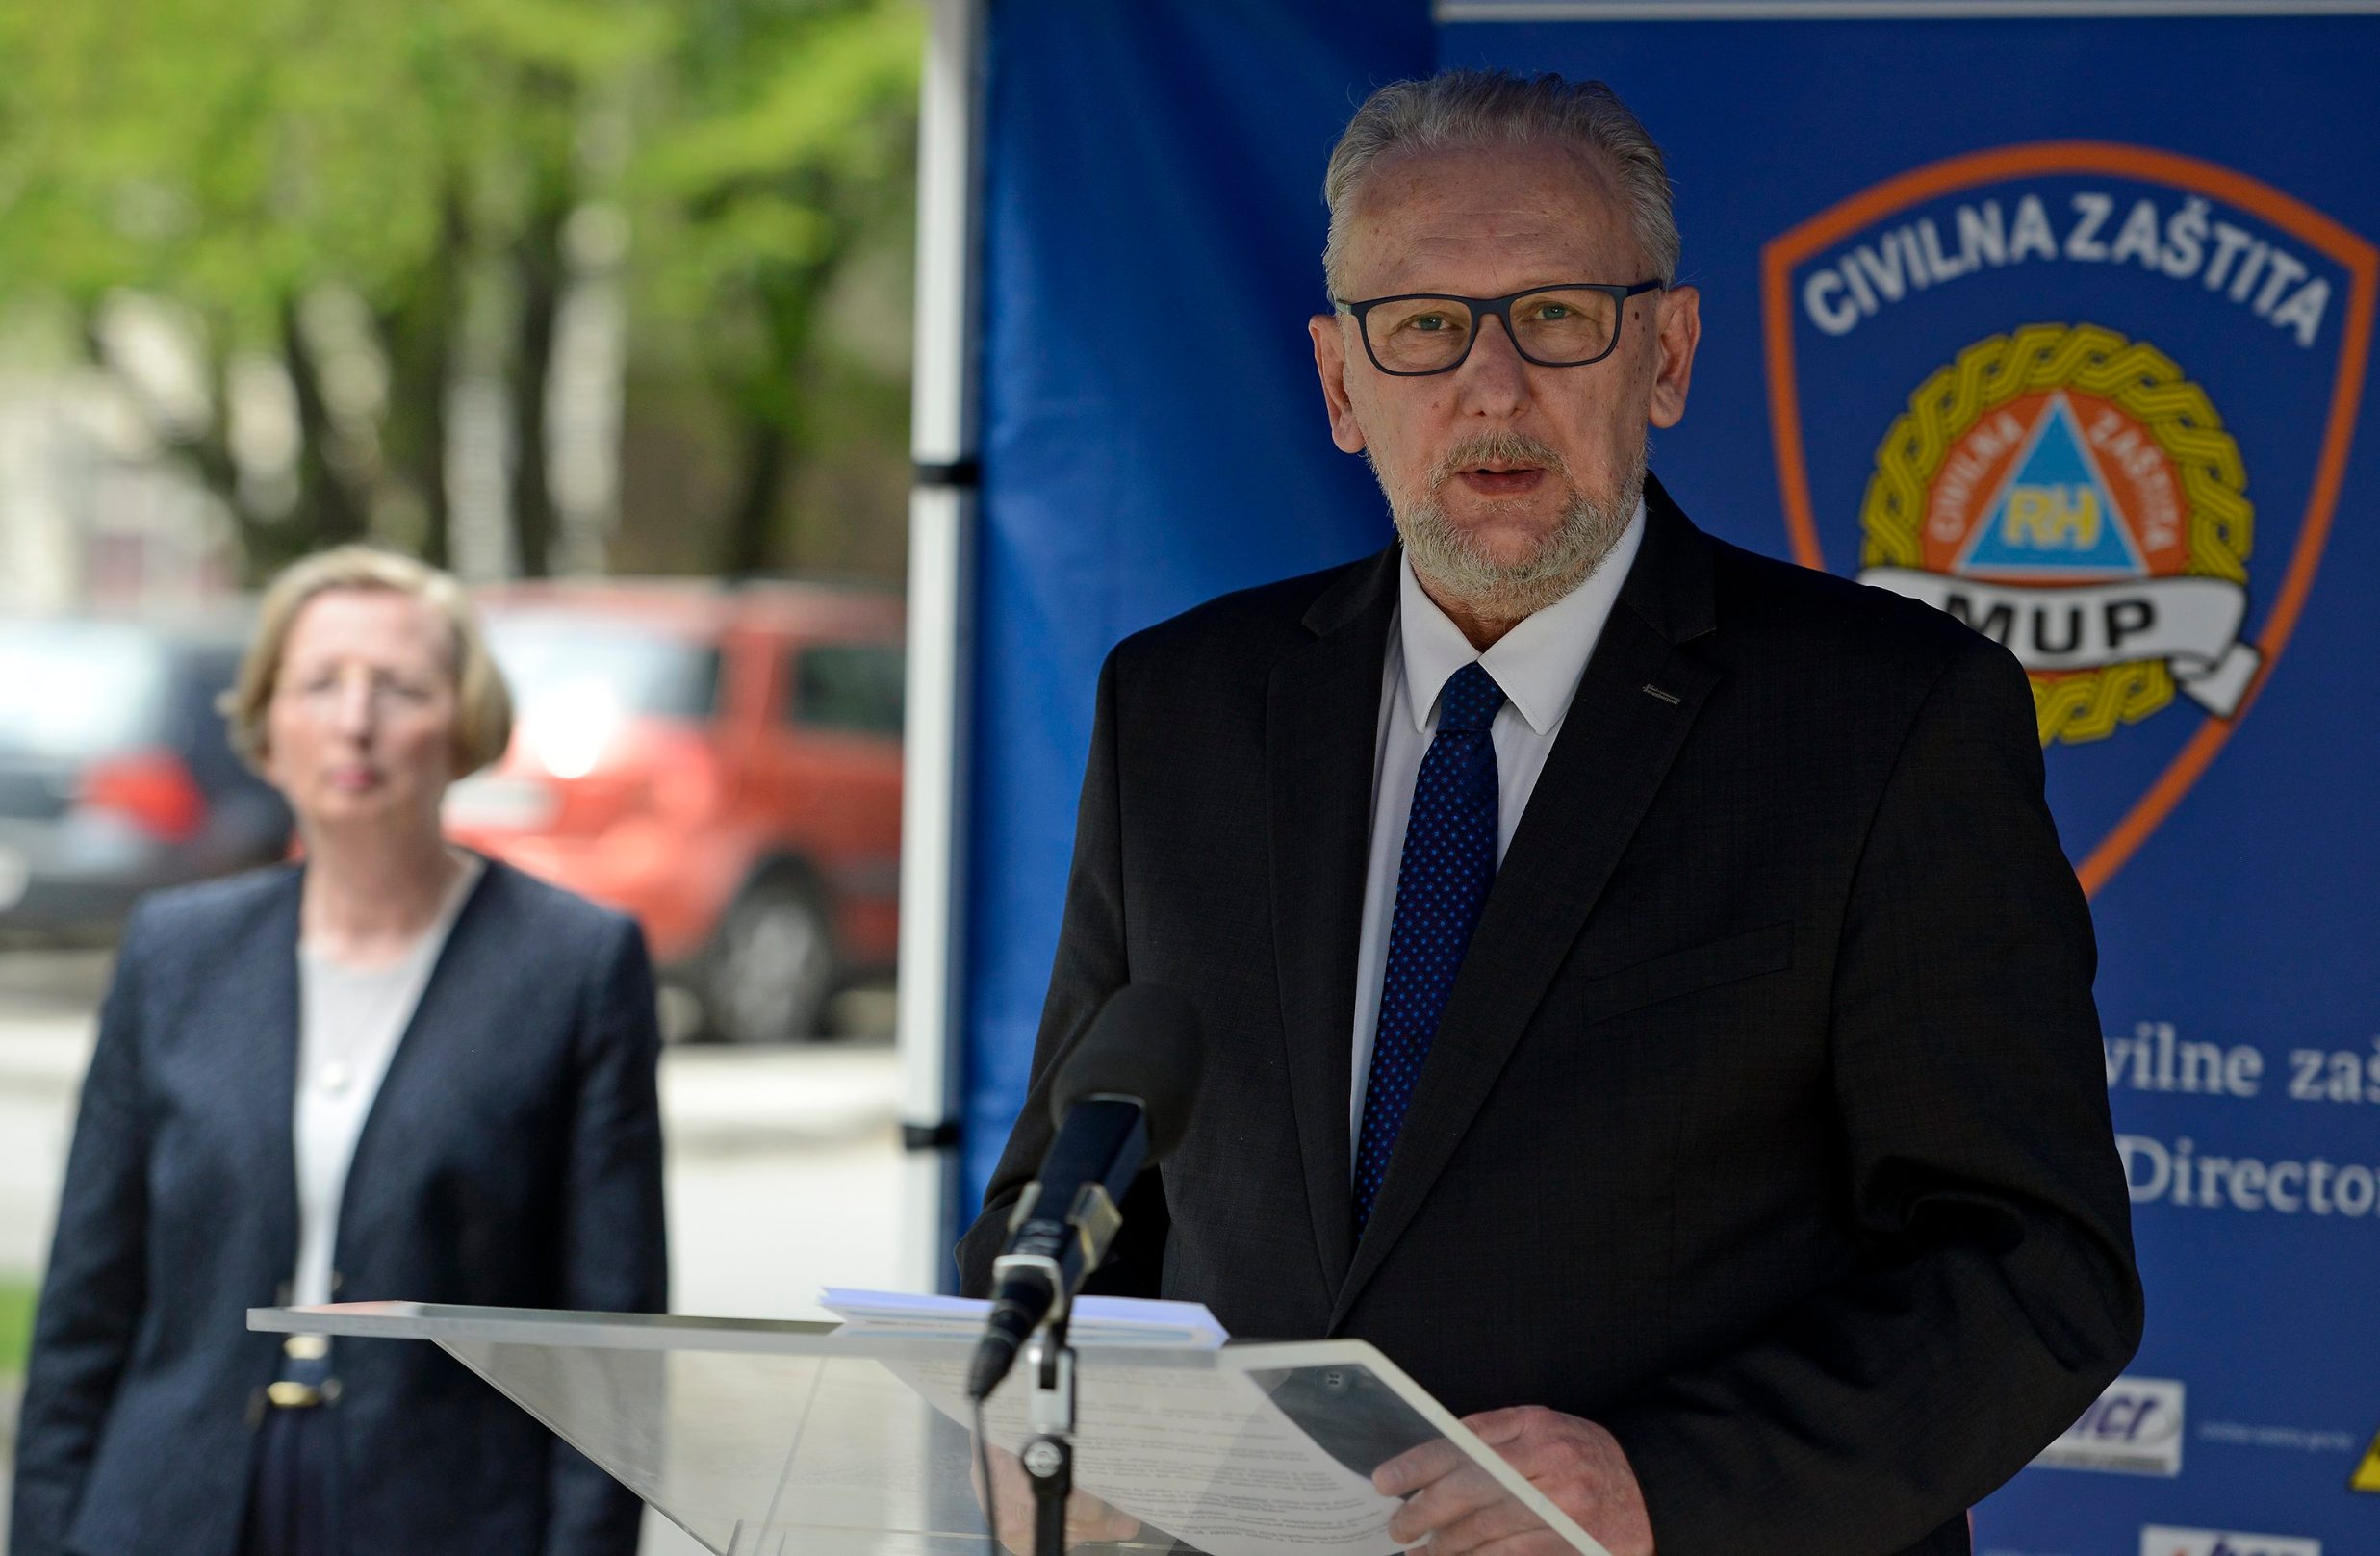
top-left (1427, 432), bottom-right (1571, 489)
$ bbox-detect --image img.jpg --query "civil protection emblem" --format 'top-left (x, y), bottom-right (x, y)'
top-left (1762, 143), bottom-right (2375, 893)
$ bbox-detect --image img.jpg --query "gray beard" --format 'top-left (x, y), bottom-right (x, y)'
top-left (1376, 433), bottom-right (1646, 624)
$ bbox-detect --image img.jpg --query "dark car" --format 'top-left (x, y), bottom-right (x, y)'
top-left (0, 613), bottom-right (294, 939)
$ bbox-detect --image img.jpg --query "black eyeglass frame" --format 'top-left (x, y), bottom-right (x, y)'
top-left (1334, 279), bottom-right (1666, 376)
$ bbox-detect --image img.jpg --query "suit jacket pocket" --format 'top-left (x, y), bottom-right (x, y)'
top-left (1578, 922), bottom-right (1794, 1024)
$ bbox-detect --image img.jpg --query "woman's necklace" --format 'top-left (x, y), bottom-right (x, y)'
top-left (301, 855), bottom-right (469, 1095)
top-left (305, 949), bottom-right (426, 1096)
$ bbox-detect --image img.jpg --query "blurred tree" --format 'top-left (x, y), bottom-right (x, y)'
top-left (0, 0), bottom-right (920, 582)
top-left (0, 0), bottom-right (448, 570)
top-left (631, 0), bottom-right (920, 576)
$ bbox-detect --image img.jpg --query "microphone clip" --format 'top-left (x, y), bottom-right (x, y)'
top-left (1023, 1323), bottom-right (1076, 1437)
top-left (1004, 1161), bottom-right (1129, 1241)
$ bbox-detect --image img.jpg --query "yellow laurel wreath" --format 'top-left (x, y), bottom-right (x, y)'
top-left (1859, 323), bottom-right (2252, 745)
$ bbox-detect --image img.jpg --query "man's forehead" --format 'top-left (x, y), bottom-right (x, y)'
top-left (1340, 140), bottom-right (1637, 291)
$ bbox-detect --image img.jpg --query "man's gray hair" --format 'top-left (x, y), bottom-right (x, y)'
top-left (1321, 69), bottom-right (1679, 296)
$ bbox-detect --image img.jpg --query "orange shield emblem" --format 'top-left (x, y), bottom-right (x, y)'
top-left (1763, 143), bottom-right (2376, 893)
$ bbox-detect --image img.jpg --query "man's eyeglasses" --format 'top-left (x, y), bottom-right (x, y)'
top-left (1334, 280), bottom-right (1665, 376)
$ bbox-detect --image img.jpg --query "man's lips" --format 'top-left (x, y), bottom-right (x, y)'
top-left (1452, 466), bottom-right (1547, 497)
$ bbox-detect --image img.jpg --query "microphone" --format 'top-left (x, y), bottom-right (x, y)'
top-left (966, 984), bottom-right (1201, 1401)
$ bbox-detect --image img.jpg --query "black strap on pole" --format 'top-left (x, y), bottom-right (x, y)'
top-left (903, 1118), bottom-right (963, 1152)
top-left (913, 457), bottom-right (983, 490)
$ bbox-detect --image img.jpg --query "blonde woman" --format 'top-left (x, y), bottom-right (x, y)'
top-left (13, 548), bottom-right (666, 1556)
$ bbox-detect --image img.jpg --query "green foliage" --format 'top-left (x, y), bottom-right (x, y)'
top-left (0, 0), bottom-right (924, 577)
top-left (0, 1275), bottom-right (34, 1378)
top-left (632, 0), bottom-right (923, 560)
top-left (0, 0), bottom-right (448, 340)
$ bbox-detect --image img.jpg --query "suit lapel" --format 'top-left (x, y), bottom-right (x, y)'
top-left (331, 858), bottom-right (501, 1272)
top-left (243, 870), bottom-right (305, 1298)
top-left (1331, 479), bottom-right (1722, 1325)
top-left (1268, 548), bottom-right (1400, 1296)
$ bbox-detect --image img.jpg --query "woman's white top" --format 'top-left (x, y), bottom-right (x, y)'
top-left (289, 856), bottom-right (483, 1307)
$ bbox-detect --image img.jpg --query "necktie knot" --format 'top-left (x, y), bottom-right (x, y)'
top-left (1437, 662), bottom-right (1506, 733)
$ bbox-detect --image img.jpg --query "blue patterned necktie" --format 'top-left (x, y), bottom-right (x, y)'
top-left (1353, 660), bottom-right (1507, 1233)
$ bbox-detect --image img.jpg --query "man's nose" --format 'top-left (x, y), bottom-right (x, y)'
top-left (1453, 312), bottom-right (1531, 416)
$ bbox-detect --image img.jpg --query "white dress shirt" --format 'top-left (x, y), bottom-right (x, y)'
top-left (290, 855), bottom-right (482, 1307)
top-left (1348, 500), bottom-right (1646, 1149)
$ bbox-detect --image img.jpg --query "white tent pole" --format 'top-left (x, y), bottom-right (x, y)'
top-left (895, 0), bottom-right (986, 1293)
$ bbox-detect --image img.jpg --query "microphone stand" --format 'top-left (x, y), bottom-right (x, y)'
top-left (1020, 1314), bottom-right (1077, 1556)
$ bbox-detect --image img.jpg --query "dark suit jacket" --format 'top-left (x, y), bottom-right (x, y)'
top-left (12, 856), bottom-right (668, 1556)
top-left (959, 476), bottom-right (2143, 1556)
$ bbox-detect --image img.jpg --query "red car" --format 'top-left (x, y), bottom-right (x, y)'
top-left (446, 580), bottom-right (903, 1042)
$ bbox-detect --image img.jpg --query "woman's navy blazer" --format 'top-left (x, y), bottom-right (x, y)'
top-left (11, 855), bottom-right (668, 1556)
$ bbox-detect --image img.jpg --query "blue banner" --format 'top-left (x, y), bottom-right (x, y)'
top-left (965, 0), bottom-right (1425, 1217)
top-left (973, 5), bottom-right (2380, 1548)
top-left (1438, 14), bottom-right (2380, 1549)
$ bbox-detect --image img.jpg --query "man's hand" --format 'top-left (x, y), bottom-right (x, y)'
top-left (971, 1438), bottom-right (1143, 1555)
top-left (1374, 1407), bottom-right (1653, 1556)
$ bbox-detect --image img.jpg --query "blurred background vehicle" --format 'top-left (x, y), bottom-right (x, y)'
top-left (447, 579), bottom-right (904, 1045)
top-left (0, 613), bottom-right (294, 942)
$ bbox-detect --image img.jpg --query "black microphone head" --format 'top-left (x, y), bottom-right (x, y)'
top-left (1049, 984), bottom-right (1202, 1160)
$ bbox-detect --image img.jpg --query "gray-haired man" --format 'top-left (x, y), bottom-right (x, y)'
top-left (961, 70), bottom-right (2141, 1556)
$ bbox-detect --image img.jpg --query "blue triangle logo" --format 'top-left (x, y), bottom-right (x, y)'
top-left (1956, 393), bottom-right (2146, 579)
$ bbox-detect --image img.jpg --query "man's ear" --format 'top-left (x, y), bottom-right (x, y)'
top-left (1647, 284), bottom-right (1702, 430)
top-left (1310, 313), bottom-right (1369, 454)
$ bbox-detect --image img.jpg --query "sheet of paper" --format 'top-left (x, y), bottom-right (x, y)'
top-left (818, 1287), bottom-right (1229, 1350)
top-left (874, 1348), bottom-right (1404, 1556)
top-left (819, 1288), bottom-right (1436, 1556)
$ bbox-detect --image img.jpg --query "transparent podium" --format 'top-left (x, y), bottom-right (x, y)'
top-left (247, 1302), bottom-right (1607, 1556)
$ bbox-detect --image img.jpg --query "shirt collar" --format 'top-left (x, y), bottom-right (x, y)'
top-left (1397, 495), bottom-right (1647, 737)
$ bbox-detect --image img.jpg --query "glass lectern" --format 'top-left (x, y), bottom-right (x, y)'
top-left (247, 1303), bottom-right (1608, 1556)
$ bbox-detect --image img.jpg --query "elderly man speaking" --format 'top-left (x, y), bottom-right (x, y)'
top-left (960, 70), bottom-right (2141, 1556)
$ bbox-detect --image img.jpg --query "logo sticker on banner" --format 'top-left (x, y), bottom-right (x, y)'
top-left (2035, 1375), bottom-right (2186, 1476)
top-left (2353, 1426), bottom-right (2380, 1493)
top-left (1761, 142), bottom-right (2377, 893)
top-left (2138, 1527), bottom-right (2321, 1556)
